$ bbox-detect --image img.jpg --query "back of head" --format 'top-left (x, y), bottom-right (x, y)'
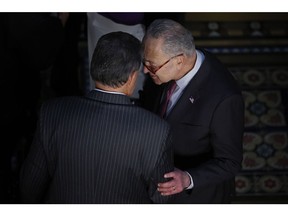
top-left (143, 19), bottom-right (195, 57)
top-left (90, 31), bottom-right (141, 88)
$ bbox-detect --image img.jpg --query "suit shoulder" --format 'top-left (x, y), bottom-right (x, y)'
top-left (203, 51), bottom-right (242, 94)
top-left (133, 105), bottom-right (170, 128)
top-left (40, 96), bottom-right (82, 111)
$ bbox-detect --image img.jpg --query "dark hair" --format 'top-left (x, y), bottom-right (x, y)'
top-left (90, 31), bottom-right (142, 88)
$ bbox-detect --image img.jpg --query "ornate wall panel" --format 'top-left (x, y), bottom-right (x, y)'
top-left (184, 13), bottom-right (288, 200)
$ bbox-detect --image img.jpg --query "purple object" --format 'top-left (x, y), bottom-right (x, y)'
top-left (99, 13), bottom-right (144, 25)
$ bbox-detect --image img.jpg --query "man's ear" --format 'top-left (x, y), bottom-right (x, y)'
top-left (176, 55), bottom-right (184, 66)
top-left (126, 70), bottom-right (139, 96)
top-left (131, 70), bottom-right (139, 82)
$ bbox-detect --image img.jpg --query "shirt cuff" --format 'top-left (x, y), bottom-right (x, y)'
top-left (185, 171), bottom-right (194, 190)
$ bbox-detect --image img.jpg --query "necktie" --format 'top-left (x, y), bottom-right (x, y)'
top-left (159, 81), bottom-right (177, 118)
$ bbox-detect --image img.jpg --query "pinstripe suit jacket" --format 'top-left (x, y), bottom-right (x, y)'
top-left (20, 90), bottom-right (174, 204)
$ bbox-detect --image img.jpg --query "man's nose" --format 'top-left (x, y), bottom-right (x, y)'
top-left (143, 66), bottom-right (149, 74)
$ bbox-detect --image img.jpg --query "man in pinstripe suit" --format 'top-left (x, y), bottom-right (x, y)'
top-left (20, 31), bottom-right (174, 204)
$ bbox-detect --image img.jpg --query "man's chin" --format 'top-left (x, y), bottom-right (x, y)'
top-left (151, 77), bottom-right (162, 85)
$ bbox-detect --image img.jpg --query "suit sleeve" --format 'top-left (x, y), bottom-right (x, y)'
top-left (187, 94), bottom-right (244, 188)
top-left (148, 128), bottom-right (174, 203)
top-left (20, 119), bottom-right (50, 203)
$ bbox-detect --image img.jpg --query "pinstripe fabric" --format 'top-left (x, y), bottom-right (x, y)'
top-left (20, 90), bottom-right (174, 204)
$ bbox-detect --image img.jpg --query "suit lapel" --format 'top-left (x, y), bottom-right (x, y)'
top-left (166, 78), bottom-right (201, 121)
top-left (166, 50), bottom-right (211, 121)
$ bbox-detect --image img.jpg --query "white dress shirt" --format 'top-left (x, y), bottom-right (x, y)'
top-left (166, 49), bottom-right (205, 115)
top-left (167, 49), bottom-right (205, 190)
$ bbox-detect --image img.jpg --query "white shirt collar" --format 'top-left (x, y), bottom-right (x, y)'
top-left (176, 49), bottom-right (205, 90)
top-left (94, 88), bottom-right (125, 95)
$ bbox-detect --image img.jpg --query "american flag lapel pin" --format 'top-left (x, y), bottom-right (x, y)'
top-left (189, 97), bottom-right (194, 104)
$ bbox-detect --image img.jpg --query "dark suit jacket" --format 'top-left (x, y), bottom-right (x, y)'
top-left (141, 49), bottom-right (244, 203)
top-left (20, 90), bottom-right (174, 204)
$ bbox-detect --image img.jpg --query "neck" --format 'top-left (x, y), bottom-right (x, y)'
top-left (95, 82), bottom-right (128, 95)
top-left (176, 51), bottom-right (197, 80)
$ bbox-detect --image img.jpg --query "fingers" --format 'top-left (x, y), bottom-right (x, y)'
top-left (163, 171), bottom-right (176, 179)
top-left (158, 180), bottom-right (174, 190)
top-left (158, 183), bottom-right (181, 196)
top-left (157, 171), bottom-right (175, 189)
top-left (157, 169), bottom-right (187, 196)
top-left (158, 185), bottom-right (177, 196)
top-left (157, 173), bottom-right (178, 196)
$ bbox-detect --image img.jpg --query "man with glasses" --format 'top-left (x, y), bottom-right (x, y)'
top-left (140, 19), bottom-right (244, 203)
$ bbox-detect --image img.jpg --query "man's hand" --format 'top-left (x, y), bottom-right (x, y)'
top-left (158, 168), bottom-right (191, 196)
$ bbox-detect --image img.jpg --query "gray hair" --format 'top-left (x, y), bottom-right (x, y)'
top-left (143, 19), bottom-right (195, 57)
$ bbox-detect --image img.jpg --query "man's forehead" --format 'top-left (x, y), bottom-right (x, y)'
top-left (143, 38), bottom-right (165, 62)
top-left (144, 37), bottom-right (164, 49)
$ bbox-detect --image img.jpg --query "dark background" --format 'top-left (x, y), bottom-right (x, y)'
top-left (0, 12), bottom-right (287, 203)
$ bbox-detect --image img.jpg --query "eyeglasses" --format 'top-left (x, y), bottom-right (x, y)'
top-left (143, 53), bottom-right (183, 74)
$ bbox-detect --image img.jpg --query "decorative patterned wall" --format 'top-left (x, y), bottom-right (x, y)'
top-left (232, 66), bottom-right (288, 196)
top-left (184, 13), bottom-right (288, 199)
